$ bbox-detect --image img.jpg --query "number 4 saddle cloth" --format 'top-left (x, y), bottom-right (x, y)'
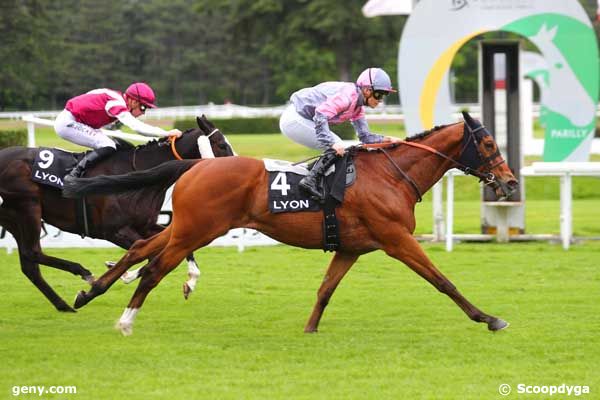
top-left (264, 156), bottom-right (356, 214)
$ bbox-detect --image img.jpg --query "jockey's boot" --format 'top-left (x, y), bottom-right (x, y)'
top-left (64, 146), bottom-right (116, 182)
top-left (299, 149), bottom-right (338, 201)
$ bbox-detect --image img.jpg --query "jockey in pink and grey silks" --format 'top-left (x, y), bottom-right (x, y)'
top-left (279, 67), bottom-right (401, 201)
top-left (290, 82), bottom-right (383, 149)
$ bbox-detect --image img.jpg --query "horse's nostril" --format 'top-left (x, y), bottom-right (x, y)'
top-left (508, 180), bottom-right (519, 188)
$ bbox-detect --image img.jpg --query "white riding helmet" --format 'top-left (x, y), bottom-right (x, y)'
top-left (356, 67), bottom-right (396, 92)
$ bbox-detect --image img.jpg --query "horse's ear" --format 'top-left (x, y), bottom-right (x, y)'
top-left (201, 114), bottom-right (215, 129)
top-left (462, 111), bottom-right (475, 127)
top-left (196, 116), bottom-right (208, 133)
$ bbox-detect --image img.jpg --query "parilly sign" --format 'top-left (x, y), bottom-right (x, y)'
top-left (398, 0), bottom-right (598, 161)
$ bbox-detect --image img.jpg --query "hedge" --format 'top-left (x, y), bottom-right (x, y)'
top-left (174, 117), bottom-right (357, 140)
top-left (0, 129), bottom-right (27, 148)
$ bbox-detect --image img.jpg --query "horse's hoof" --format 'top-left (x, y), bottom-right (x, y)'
top-left (74, 291), bottom-right (88, 309)
top-left (120, 271), bottom-right (137, 284)
top-left (183, 283), bottom-right (191, 300)
top-left (105, 261), bottom-right (116, 269)
top-left (488, 318), bottom-right (509, 331)
top-left (82, 274), bottom-right (95, 285)
top-left (57, 304), bottom-right (77, 313)
top-left (304, 328), bottom-right (318, 334)
top-left (115, 322), bottom-right (133, 336)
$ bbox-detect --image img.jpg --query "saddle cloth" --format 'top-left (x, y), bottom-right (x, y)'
top-left (264, 155), bottom-right (356, 214)
top-left (31, 148), bottom-right (82, 189)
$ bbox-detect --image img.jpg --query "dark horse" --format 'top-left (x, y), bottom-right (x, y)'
top-left (67, 112), bottom-right (518, 335)
top-left (0, 116), bottom-right (234, 312)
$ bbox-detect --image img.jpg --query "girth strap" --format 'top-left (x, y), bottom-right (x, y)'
top-left (322, 196), bottom-right (340, 252)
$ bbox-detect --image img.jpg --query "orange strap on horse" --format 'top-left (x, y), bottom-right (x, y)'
top-left (361, 141), bottom-right (447, 159)
top-left (169, 136), bottom-right (183, 160)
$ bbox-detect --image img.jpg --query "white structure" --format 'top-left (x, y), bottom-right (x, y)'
top-left (442, 163), bottom-right (600, 251)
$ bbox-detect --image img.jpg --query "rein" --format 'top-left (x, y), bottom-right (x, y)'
top-left (133, 128), bottom-right (221, 168)
top-left (379, 148), bottom-right (423, 202)
top-left (169, 136), bottom-right (184, 160)
top-left (359, 123), bottom-right (503, 200)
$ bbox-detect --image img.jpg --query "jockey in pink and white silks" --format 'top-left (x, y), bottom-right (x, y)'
top-left (54, 82), bottom-right (182, 181)
top-left (279, 67), bottom-right (401, 201)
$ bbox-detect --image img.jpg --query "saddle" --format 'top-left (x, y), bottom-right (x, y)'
top-left (264, 154), bottom-right (356, 252)
top-left (30, 139), bottom-right (130, 189)
top-left (31, 147), bottom-right (82, 189)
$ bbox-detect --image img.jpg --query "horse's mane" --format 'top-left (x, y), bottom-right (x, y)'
top-left (114, 128), bottom-right (196, 154)
top-left (112, 137), bottom-right (135, 151)
top-left (405, 124), bottom-right (453, 142)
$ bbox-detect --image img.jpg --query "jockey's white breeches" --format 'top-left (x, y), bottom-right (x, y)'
top-left (54, 110), bottom-right (116, 150)
top-left (279, 104), bottom-right (342, 150)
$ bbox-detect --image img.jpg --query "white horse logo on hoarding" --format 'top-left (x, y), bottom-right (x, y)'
top-left (528, 24), bottom-right (596, 127)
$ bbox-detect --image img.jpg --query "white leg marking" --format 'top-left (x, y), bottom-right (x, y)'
top-left (121, 268), bottom-right (141, 284)
top-left (186, 259), bottom-right (201, 292)
top-left (115, 307), bottom-right (139, 336)
top-left (183, 259), bottom-right (201, 300)
top-left (0, 195), bottom-right (3, 206)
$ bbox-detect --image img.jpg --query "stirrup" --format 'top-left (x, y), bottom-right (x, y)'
top-left (299, 181), bottom-right (323, 200)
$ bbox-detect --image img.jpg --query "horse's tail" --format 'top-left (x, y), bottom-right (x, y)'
top-left (61, 159), bottom-right (200, 198)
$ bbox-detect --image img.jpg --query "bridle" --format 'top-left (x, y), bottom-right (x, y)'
top-left (168, 128), bottom-right (218, 161)
top-left (358, 121), bottom-right (507, 202)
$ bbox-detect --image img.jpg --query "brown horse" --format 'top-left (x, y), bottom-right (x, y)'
top-left (67, 112), bottom-right (518, 335)
top-left (0, 116), bottom-right (234, 312)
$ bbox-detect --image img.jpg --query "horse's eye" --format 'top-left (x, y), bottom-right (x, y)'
top-left (484, 142), bottom-right (495, 150)
top-left (218, 143), bottom-right (228, 150)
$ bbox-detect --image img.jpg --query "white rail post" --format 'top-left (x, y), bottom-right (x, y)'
top-left (445, 172), bottom-right (454, 252)
top-left (560, 172), bottom-right (572, 250)
top-left (432, 181), bottom-right (444, 241)
top-left (26, 116), bottom-right (36, 147)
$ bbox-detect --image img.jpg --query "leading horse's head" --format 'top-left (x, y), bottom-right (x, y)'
top-left (460, 111), bottom-right (519, 201)
top-left (195, 115), bottom-right (236, 157)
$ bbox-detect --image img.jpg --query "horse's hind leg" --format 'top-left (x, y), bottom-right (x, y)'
top-left (304, 252), bottom-right (359, 333)
top-left (384, 233), bottom-right (508, 331)
top-left (115, 218), bottom-right (231, 335)
top-left (182, 254), bottom-right (200, 300)
top-left (74, 226), bottom-right (173, 309)
top-left (108, 225), bottom-right (200, 297)
top-left (35, 253), bottom-right (94, 284)
top-left (118, 253), bottom-right (199, 298)
top-left (116, 242), bottom-right (192, 335)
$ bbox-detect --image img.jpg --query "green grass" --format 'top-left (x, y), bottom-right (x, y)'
top-left (1, 243), bottom-right (599, 399)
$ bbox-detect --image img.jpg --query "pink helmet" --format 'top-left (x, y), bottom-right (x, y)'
top-left (356, 68), bottom-right (396, 92)
top-left (125, 82), bottom-right (157, 108)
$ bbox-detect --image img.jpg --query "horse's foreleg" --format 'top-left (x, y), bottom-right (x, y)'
top-left (9, 214), bottom-right (77, 312)
top-left (304, 252), bottom-right (359, 333)
top-left (384, 234), bottom-right (508, 331)
top-left (116, 244), bottom-right (190, 336)
top-left (74, 227), bottom-right (173, 309)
